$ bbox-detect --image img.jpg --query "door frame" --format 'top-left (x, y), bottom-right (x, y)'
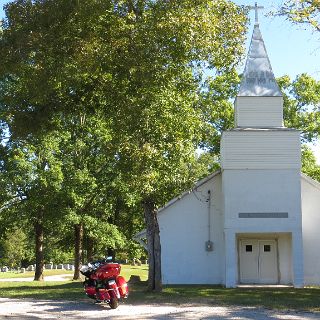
top-left (237, 237), bottom-right (280, 284)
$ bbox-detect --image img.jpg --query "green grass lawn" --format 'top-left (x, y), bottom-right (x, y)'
top-left (0, 269), bottom-right (74, 278)
top-left (121, 264), bottom-right (148, 281)
top-left (0, 264), bottom-right (147, 280)
top-left (0, 281), bottom-right (83, 300)
top-left (0, 265), bottom-right (319, 312)
top-left (0, 264), bottom-right (147, 301)
top-left (0, 281), bottom-right (319, 312)
top-left (132, 284), bottom-right (320, 312)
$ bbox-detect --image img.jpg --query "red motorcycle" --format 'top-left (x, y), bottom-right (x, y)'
top-left (80, 257), bottom-right (128, 309)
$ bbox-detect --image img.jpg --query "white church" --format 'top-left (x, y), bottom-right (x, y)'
top-left (135, 11), bottom-right (320, 288)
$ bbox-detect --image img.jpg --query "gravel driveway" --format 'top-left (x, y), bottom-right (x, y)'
top-left (0, 276), bottom-right (319, 319)
top-left (0, 298), bottom-right (319, 320)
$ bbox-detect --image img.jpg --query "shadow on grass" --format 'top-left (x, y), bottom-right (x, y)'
top-left (0, 281), bottom-right (84, 300)
top-left (127, 282), bottom-right (320, 312)
top-left (1, 280), bottom-right (320, 312)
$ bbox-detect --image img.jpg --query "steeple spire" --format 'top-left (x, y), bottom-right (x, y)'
top-left (238, 6), bottom-right (282, 97)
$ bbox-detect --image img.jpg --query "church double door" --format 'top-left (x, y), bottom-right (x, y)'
top-left (239, 239), bottom-right (278, 284)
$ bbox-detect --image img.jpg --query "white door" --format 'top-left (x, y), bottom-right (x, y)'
top-left (239, 240), bottom-right (259, 283)
top-left (258, 240), bottom-right (278, 284)
top-left (239, 239), bottom-right (278, 284)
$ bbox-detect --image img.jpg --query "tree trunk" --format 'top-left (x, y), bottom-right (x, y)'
top-left (86, 236), bottom-right (94, 262)
top-left (143, 200), bottom-right (162, 292)
top-left (73, 223), bottom-right (84, 280)
top-left (34, 221), bottom-right (44, 281)
top-left (107, 248), bottom-right (116, 260)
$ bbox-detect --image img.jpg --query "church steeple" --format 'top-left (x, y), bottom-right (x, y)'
top-left (238, 23), bottom-right (282, 97)
top-left (221, 5), bottom-right (303, 288)
top-left (234, 14), bottom-right (284, 128)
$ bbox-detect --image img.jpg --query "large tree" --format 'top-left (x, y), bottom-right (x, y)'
top-left (56, 112), bottom-right (125, 280)
top-left (0, 130), bottom-right (64, 280)
top-left (107, 1), bottom-right (248, 290)
top-left (0, 0), bottom-right (248, 290)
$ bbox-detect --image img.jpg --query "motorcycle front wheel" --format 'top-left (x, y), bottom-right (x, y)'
top-left (109, 297), bottom-right (119, 309)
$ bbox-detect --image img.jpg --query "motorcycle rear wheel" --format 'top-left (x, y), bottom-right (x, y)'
top-left (109, 297), bottom-right (119, 309)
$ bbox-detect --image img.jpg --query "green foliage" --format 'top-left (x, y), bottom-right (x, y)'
top-left (301, 144), bottom-right (320, 182)
top-left (117, 240), bottom-right (147, 261)
top-left (277, 74), bottom-right (320, 143)
top-left (108, 2), bottom-right (248, 208)
top-left (277, 74), bottom-right (320, 181)
top-left (0, 228), bottom-right (31, 268)
top-left (200, 70), bottom-right (240, 154)
top-left (84, 218), bottom-right (126, 252)
top-left (44, 249), bottom-right (74, 265)
top-left (0, 0), bottom-right (249, 276)
top-left (0, 0), bottom-right (248, 132)
top-left (276, 1), bottom-right (320, 32)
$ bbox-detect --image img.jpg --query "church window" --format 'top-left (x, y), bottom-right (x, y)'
top-left (264, 245), bottom-right (271, 252)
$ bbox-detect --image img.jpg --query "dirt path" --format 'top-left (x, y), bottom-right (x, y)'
top-left (0, 298), bottom-right (319, 320)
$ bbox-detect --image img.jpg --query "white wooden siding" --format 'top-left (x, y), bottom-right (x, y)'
top-left (221, 130), bottom-right (301, 169)
top-left (159, 173), bottom-right (224, 284)
top-left (301, 175), bottom-right (320, 285)
top-left (235, 97), bottom-right (283, 127)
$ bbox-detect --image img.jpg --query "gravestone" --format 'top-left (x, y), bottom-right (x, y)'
top-left (27, 265), bottom-right (34, 271)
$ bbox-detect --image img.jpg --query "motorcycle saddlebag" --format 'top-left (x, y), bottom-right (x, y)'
top-left (116, 276), bottom-right (128, 297)
top-left (85, 286), bottom-right (96, 297)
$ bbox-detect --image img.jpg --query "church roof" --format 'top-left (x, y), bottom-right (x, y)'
top-left (158, 169), bottom-right (221, 214)
top-left (238, 24), bottom-right (282, 97)
top-left (302, 173), bottom-right (320, 191)
top-left (133, 169), bottom-right (222, 240)
top-left (227, 127), bottom-right (298, 132)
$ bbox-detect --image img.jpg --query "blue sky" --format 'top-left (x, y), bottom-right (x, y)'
top-left (0, 0), bottom-right (319, 162)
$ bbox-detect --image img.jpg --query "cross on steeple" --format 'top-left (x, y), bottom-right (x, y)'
top-left (248, 2), bottom-right (264, 25)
